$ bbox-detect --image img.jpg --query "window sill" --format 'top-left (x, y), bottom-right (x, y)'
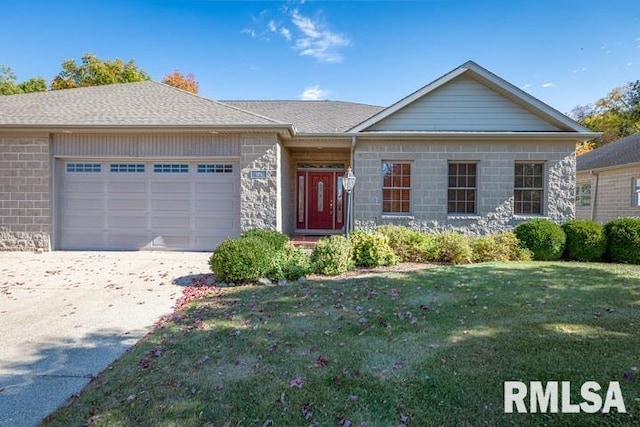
top-left (447, 215), bottom-right (482, 220)
top-left (513, 215), bottom-right (549, 220)
top-left (381, 214), bottom-right (415, 220)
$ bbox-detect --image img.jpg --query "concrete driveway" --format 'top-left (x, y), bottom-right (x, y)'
top-left (0, 251), bottom-right (211, 427)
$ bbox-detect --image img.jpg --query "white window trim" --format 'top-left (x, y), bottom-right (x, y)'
top-left (514, 161), bottom-right (546, 216)
top-left (381, 161), bottom-right (412, 215)
top-left (633, 178), bottom-right (640, 207)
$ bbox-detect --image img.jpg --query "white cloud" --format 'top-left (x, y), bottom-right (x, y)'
top-left (542, 82), bottom-right (554, 88)
top-left (572, 67), bottom-right (587, 74)
top-left (522, 83), bottom-right (532, 89)
top-left (243, 6), bottom-right (351, 63)
top-left (299, 85), bottom-right (331, 100)
top-left (280, 27), bottom-right (291, 40)
top-left (290, 9), bottom-right (350, 63)
top-left (242, 28), bottom-right (257, 38)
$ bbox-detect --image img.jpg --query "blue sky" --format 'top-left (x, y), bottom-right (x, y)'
top-left (3, 0), bottom-right (640, 114)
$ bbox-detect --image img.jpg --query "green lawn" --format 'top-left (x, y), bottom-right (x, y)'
top-left (43, 262), bottom-right (640, 426)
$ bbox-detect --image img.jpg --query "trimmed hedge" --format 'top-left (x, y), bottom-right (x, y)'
top-left (209, 236), bottom-right (272, 283)
top-left (514, 219), bottom-right (566, 261)
top-left (311, 235), bottom-right (354, 275)
top-left (377, 225), bottom-right (438, 263)
top-left (350, 231), bottom-right (398, 268)
top-left (210, 229), bottom-right (310, 283)
top-left (604, 218), bottom-right (640, 264)
top-left (562, 219), bottom-right (606, 262)
top-left (471, 231), bottom-right (532, 263)
top-left (241, 229), bottom-right (289, 251)
top-left (434, 231), bottom-right (473, 264)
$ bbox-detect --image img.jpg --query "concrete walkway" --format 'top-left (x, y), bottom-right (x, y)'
top-left (0, 251), bottom-right (210, 427)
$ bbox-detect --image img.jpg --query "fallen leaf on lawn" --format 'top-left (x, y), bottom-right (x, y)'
top-left (289, 376), bottom-right (304, 388)
top-left (316, 355), bottom-right (330, 366)
top-left (336, 416), bottom-right (353, 427)
top-left (302, 402), bottom-right (313, 420)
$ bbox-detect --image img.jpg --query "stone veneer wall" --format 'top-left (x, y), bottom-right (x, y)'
top-left (0, 135), bottom-right (51, 250)
top-left (239, 134), bottom-right (280, 231)
top-left (353, 139), bottom-right (576, 234)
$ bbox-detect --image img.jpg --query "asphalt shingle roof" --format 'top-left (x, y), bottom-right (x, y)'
top-left (0, 81), bottom-right (285, 128)
top-left (220, 100), bottom-right (385, 133)
top-left (577, 132), bottom-right (640, 171)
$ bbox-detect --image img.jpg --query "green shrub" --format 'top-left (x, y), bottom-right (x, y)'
top-left (514, 219), bottom-right (566, 261)
top-left (377, 225), bottom-right (437, 263)
top-left (433, 231), bottom-right (473, 264)
top-left (311, 235), bottom-right (354, 275)
top-left (350, 231), bottom-right (398, 268)
top-left (267, 243), bottom-right (312, 281)
top-left (604, 218), bottom-right (640, 264)
top-left (471, 231), bottom-right (532, 263)
top-left (209, 236), bottom-right (272, 283)
top-left (562, 219), bottom-right (606, 262)
top-left (241, 229), bottom-right (289, 251)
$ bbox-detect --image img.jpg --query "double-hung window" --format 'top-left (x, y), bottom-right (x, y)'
top-left (382, 162), bottom-right (411, 214)
top-left (448, 162), bottom-right (477, 214)
top-left (576, 183), bottom-right (591, 207)
top-left (634, 178), bottom-right (640, 207)
top-left (514, 162), bottom-right (544, 215)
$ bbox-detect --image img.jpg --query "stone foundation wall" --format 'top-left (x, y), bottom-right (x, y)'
top-left (0, 135), bottom-right (51, 251)
top-left (353, 139), bottom-right (576, 234)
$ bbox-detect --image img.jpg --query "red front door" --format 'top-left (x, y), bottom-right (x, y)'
top-left (308, 172), bottom-right (334, 229)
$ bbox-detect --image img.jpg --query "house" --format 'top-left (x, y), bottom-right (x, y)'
top-left (576, 132), bottom-right (640, 222)
top-left (0, 61), bottom-right (598, 251)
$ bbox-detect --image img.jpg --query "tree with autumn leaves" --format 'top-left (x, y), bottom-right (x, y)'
top-left (571, 81), bottom-right (640, 154)
top-left (162, 70), bottom-right (199, 94)
top-left (1, 53), bottom-right (199, 94)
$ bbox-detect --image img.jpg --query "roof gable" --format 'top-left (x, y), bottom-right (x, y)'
top-left (350, 61), bottom-right (593, 134)
top-left (0, 81), bottom-right (287, 129)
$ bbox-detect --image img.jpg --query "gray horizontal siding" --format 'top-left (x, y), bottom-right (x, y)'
top-left (52, 134), bottom-right (240, 157)
top-left (368, 77), bottom-right (560, 132)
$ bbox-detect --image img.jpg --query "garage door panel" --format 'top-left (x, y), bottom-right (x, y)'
top-left (108, 198), bottom-right (147, 210)
top-left (107, 234), bottom-right (150, 249)
top-left (151, 199), bottom-right (191, 211)
top-left (65, 181), bottom-right (103, 193)
top-left (60, 160), bottom-right (240, 251)
top-left (151, 216), bottom-right (190, 228)
top-left (64, 198), bottom-right (104, 210)
top-left (195, 199), bottom-right (236, 212)
top-left (108, 181), bottom-right (147, 193)
top-left (195, 216), bottom-right (236, 229)
top-left (196, 182), bottom-right (236, 194)
top-left (151, 182), bottom-right (191, 194)
top-left (149, 235), bottom-right (190, 248)
top-left (62, 232), bottom-right (104, 248)
top-left (107, 215), bottom-right (147, 228)
top-left (62, 214), bottom-right (103, 228)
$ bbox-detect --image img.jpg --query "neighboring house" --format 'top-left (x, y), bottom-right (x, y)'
top-left (0, 61), bottom-right (598, 251)
top-left (576, 132), bottom-right (640, 222)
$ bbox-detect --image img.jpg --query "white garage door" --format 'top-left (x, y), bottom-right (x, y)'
top-left (59, 160), bottom-right (240, 251)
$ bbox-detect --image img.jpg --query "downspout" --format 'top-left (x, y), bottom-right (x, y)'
top-left (350, 135), bottom-right (357, 232)
top-left (589, 171), bottom-right (598, 221)
top-left (350, 135), bottom-right (356, 169)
